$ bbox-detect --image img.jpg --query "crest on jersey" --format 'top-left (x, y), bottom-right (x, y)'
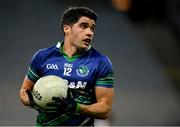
top-left (76, 65), bottom-right (89, 77)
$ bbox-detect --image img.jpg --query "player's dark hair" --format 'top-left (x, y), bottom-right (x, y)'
top-left (61, 7), bottom-right (98, 31)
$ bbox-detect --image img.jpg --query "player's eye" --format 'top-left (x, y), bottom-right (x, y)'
top-left (80, 23), bottom-right (88, 29)
top-left (90, 26), bottom-right (95, 32)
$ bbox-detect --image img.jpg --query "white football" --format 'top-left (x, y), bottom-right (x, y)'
top-left (32, 75), bottom-right (68, 110)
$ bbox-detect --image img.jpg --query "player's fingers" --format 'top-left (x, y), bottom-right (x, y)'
top-left (52, 97), bottom-right (65, 103)
top-left (46, 102), bottom-right (60, 107)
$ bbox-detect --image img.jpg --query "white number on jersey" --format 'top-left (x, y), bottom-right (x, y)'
top-left (63, 67), bottom-right (72, 76)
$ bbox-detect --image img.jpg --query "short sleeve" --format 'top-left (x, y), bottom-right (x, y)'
top-left (26, 50), bottom-right (42, 82)
top-left (95, 56), bottom-right (114, 88)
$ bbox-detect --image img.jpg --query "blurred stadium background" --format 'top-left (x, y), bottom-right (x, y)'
top-left (0, 0), bottom-right (180, 126)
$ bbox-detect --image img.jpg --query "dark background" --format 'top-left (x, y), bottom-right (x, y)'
top-left (0, 0), bottom-right (180, 125)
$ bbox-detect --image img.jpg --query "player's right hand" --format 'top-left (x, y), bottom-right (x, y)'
top-left (26, 89), bottom-right (58, 113)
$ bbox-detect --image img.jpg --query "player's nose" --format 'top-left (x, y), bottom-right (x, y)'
top-left (86, 28), bottom-right (93, 38)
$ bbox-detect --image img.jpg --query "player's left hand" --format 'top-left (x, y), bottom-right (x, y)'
top-left (46, 96), bottom-right (80, 113)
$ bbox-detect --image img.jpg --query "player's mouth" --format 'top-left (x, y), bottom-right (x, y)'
top-left (83, 39), bottom-right (91, 46)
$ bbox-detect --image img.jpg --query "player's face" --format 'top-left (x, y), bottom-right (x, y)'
top-left (67, 16), bottom-right (96, 50)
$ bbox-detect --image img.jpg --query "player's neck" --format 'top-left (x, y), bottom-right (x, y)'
top-left (63, 41), bottom-right (83, 58)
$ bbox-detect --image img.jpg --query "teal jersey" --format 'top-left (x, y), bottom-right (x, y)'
top-left (27, 41), bottom-right (114, 126)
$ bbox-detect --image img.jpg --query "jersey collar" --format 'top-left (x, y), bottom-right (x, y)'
top-left (56, 41), bottom-right (91, 62)
top-left (56, 41), bottom-right (91, 51)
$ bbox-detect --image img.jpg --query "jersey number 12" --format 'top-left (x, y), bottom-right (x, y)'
top-left (63, 67), bottom-right (72, 76)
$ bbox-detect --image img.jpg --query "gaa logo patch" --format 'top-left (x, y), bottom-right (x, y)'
top-left (76, 65), bottom-right (89, 77)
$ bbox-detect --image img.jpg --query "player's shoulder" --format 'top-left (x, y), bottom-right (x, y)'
top-left (90, 48), bottom-right (112, 63)
top-left (37, 45), bottom-right (57, 55)
top-left (31, 43), bottom-right (59, 63)
top-left (34, 43), bottom-right (58, 57)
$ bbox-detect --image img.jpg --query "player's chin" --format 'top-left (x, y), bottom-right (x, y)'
top-left (81, 45), bottom-right (90, 50)
top-left (82, 42), bottom-right (91, 49)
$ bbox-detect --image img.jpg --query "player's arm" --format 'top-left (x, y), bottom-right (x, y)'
top-left (79, 87), bottom-right (114, 119)
top-left (78, 57), bottom-right (114, 119)
top-left (20, 50), bottom-right (43, 107)
top-left (19, 76), bottom-right (35, 106)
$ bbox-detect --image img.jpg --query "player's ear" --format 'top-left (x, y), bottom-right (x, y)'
top-left (63, 25), bottom-right (71, 34)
